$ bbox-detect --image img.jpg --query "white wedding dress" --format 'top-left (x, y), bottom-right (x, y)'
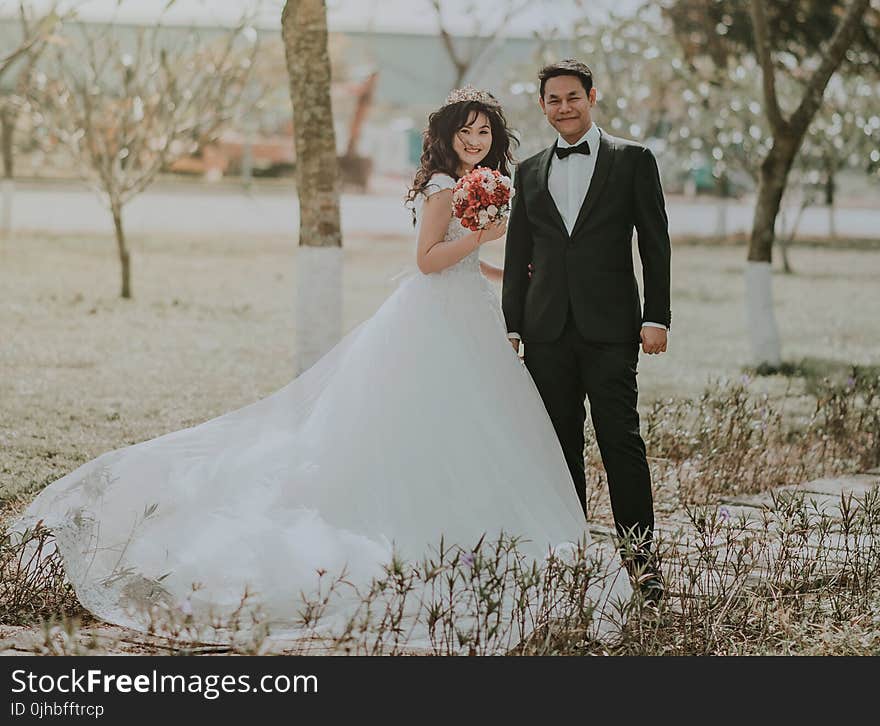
top-left (13, 173), bottom-right (632, 652)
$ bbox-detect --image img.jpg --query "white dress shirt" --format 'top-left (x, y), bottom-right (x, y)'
top-left (549, 123), bottom-right (601, 237)
top-left (507, 123), bottom-right (667, 341)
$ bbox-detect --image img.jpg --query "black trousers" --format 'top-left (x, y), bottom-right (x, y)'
top-left (524, 303), bottom-right (655, 553)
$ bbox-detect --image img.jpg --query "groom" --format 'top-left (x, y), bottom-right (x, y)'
top-left (502, 59), bottom-right (671, 600)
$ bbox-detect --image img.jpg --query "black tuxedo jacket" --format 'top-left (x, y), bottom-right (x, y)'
top-left (501, 130), bottom-right (672, 344)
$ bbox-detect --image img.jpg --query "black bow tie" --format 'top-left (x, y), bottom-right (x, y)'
top-left (554, 140), bottom-right (591, 160)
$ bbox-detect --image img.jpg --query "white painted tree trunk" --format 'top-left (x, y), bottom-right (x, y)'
top-left (295, 245), bottom-right (343, 374)
top-left (1, 178), bottom-right (13, 238)
top-left (283, 0), bottom-right (343, 377)
top-left (745, 261), bottom-right (782, 369)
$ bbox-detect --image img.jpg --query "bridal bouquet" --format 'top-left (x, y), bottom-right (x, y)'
top-left (452, 167), bottom-right (514, 232)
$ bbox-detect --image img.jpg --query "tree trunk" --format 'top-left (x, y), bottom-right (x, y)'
top-left (745, 0), bottom-right (869, 370)
top-left (715, 199), bottom-right (727, 239)
top-left (745, 261), bottom-right (781, 370)
top-left (779, 237), bottom-right (793, 275)
top-left (715, 172), bottom-right (731, 239)
top-left (241, 127), bottom-right (254, 190)
top-left (111, 203), bottom-right (132, 299)
top-left (748, 142), bottom-right (797, 263)
top-left (1, 106), bottom-right (14, 239)
top-left (281, 0), bottom-right (343, 375)
top-left (778, 190), bottom-right (792, 275)
top-left (0, 178), bottom-right (12, 242)
top-left (453, 63), bottom-right (466, 89)
top-left (825, 160), bottom-right (837, 240)
top-left (1, 106), bottom-right (13, 179)
top-left (745, 143), bottom-right (795, 369)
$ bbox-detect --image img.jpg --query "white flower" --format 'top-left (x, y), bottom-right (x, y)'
top-left (487, 204), bottom-right (498, 216)
top-left (478, 209), bottom-right (489, 225)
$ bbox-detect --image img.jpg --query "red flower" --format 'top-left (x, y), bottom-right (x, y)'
top-left (451, 167), bottom-right (513, 231)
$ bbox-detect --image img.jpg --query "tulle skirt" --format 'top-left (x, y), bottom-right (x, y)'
top-left (12, 263), bottom-right (632, 653)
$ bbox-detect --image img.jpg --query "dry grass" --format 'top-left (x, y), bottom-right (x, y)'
top-left (3, 485), bottom-right (879, 655)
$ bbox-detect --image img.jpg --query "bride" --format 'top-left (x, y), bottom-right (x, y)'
top-left (11, 87), bottom-right (633, 653)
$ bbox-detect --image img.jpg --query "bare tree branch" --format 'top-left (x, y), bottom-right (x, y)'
top-left (748, 0), bottom-right (788, 136)
top-left (430, 0), bottom-right (530, 87)
top-left (432, 0), bottom-right (467, 84)
top-left (0, 1), bottom-right (65, 82)
top-left (789, 0), bottom-right (872, 137)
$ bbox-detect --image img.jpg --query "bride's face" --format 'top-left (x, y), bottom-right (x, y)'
top-left (452, 111), bottom-right (492, 171)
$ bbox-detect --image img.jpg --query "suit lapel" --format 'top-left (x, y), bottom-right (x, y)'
top-left (536, 144), bottom-right (568, 237)
top-left (570, 130), bottom-right (614, 240)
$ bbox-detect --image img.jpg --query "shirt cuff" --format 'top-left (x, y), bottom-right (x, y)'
top-left (641, 322), bottom-right (668, 331)
top-left (507, 332), bottom-right (522, 341)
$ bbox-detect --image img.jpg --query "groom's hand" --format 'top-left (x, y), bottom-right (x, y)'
top-left (640, 326), bottom-right (667, 355)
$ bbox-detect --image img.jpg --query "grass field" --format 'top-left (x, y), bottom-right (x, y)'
top-left (1, 230), bottom-right (878, 509)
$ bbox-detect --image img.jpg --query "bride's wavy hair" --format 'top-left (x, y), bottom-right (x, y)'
top-left (405, 94), bottom-right (518, 225)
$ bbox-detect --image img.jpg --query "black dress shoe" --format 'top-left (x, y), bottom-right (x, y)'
top-left (638, 574), bottom-right (664, 607)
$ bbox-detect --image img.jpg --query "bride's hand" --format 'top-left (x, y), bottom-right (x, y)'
top-left (478, 218), bottom-right (507, 244)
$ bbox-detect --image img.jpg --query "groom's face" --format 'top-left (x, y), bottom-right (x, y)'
top-left (539, 75), bottom-right (597, 143)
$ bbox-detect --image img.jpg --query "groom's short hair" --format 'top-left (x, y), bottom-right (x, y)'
top-left (538, 59), bottom-right (593, 98)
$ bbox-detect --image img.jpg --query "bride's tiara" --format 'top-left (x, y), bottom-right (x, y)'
top-left (443, 84), bottom-right (497, 107)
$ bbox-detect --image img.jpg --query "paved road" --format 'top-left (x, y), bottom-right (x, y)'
top-left (4, 180), bottom-right (880, 240)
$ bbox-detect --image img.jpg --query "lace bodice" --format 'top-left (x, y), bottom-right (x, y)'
top-left (414, 173), bottom-right (481, 276)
